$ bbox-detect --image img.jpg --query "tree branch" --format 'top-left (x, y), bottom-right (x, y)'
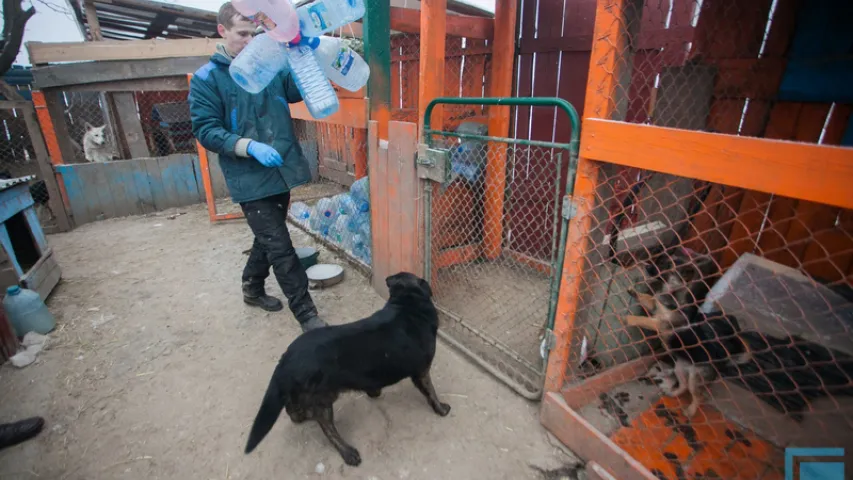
top-left (0, 0), bottom-right (36, 77)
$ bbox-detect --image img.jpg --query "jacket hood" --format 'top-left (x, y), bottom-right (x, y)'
top-left (211, 44), bottom-right (233, 66)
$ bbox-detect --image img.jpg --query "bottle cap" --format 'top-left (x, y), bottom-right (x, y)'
top-left (6, 285), bottom-right (21, 295)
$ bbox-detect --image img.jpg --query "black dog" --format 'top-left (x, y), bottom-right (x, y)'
top-left (244, 272), bottom-right (450, 466)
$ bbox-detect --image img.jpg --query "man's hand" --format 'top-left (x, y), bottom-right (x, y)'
top-left (247, 141), bottom-right (284, 167)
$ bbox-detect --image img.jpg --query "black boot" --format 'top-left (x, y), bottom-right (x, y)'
top-left (0, 417), bottom-right (44, 450)
top-left (242, 283), bottom-right (283, 312)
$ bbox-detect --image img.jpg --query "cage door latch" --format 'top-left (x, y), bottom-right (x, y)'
top-left (417, 144), bottom-right (450, 183)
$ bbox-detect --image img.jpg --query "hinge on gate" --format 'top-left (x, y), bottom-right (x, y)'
top-left (417, 143), bottom-right (450, 183)
top-left (540, 329), bottom-right (556, 359)
top-left (562, 195), bottom-right (578, 220)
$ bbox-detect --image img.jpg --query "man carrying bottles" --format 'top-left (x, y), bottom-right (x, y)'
top-left (189, 2), bottom-right (327, 333)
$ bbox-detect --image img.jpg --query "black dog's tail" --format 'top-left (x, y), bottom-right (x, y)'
top-left (245, 378), bottom-right (285, 454)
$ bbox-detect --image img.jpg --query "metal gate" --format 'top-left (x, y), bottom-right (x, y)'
top-left (419, 98), bottom-right (579, 398)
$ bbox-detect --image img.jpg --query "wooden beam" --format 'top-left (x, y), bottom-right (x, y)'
top-left (419, 0), bottom-right (447, 136)
top-left (363, 0), bottom-right (392, 140)
top-left (544, 0), bottom-right (644, 396)
top-left (83, 0), bottom-right (103, 41)
top-left (481, 0), bottom-right (518, 261)
top-left (0, 80), bottom-right (24, 101)
top-left (289, 98), bottom-right (368, 129)
top-left (0, 100), bottom-right (33, 110)
top-left (60, 76), bottom-right (190, 93)
top-left (112, 92), bottom-right (150, 159)
top-left (581, 119), bottom-right (853, 210)
top-left (26, 38), bottom-right (217, 65)
top-left (33, 56), bottom-right (209, 89)
top-left (20, 103), bottom-right (73, 231)
top-left (390, 7), bottom-right (493, 39)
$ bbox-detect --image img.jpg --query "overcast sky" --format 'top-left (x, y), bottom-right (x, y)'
top-left (15, 0), bottom-right (496, 66)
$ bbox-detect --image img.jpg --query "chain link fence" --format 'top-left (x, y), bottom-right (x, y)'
top-left (556, 0), bottom-right (853, 477)
top-left (0, 102), bottom-right (53, 227)
top-left (423, 99), bottom-right (579, 399)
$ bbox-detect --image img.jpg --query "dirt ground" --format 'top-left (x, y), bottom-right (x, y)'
top-left (0, 202), bottom-right (579, 480)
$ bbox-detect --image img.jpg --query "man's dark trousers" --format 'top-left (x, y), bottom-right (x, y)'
top-left (240, 192), bottom-right (317, 324)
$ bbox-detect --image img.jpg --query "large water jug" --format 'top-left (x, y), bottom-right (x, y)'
top-left (333, 193), bottom-right (356, 217)
top-left (352, 233), bottom-right (371, 264)
top-left (290, 201), bottom-right (311, 224)
top-left (306, 36), bottom-right (370, 92)
top-left (286, 43), bottom-right (340, 119)
top-left (296, 0), bottom-right (366, 37)
top-left (309, 197), bottom-right (336, 234)
top-left (3, 286), bottom-right (55, 336)
top-left (350, 176), bottom-right (369, 211)
top-left (232, 0), bottom-right (301, 43)
top-left (230, 33), bottom-right (289, 94)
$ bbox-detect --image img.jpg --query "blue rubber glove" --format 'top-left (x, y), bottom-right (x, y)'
top-left (247, 141), bottom-right (283, 167)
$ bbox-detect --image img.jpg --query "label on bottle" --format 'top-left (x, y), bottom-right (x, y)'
top-left (306, 3), bottom-right (329, 31)
top-left (332, 47), bottom-right (355, 76)
top-left (248, 11), bottom-right (278, 31)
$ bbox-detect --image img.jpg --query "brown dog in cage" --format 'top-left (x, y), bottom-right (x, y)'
top-left (628, 289), bottom-right (752, 417)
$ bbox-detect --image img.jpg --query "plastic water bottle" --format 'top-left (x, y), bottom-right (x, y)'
top-left (305, 36), bottom-right (370, 92)
top-left (232, 0), bottom-right (301, 43)
top-left (286, 43), bottom-right (340, 119)
top-left (230, 33), bottom-right (289, 94)
top-left (3, 286), bottom-right (55, 336)
top-left (329, 214), bottom-right (350, 248)
top-left (290, 201), bottom-right (311, 224)
top-left (309, 197), bottom-right (336, 233)
top-left (296, 0), bottom-right (366, 37)
top-left (333, 193), bottom-right (356, 217)
top-left (346, 210), bottom-right (369, 233)
top-left (350, 176), bottom-right (369, 211)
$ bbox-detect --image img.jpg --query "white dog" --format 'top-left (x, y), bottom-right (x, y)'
top-left (82, 125), bottom-right (117, 163)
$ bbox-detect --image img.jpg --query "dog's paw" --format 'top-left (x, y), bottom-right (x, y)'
top-left (683, 404), bottom-right (699, 418)
top-left (341, 447), bottom-right (362, 466)
top-left (434, 402), bottom-right (451, 416)
top-left (366, 389), bottom-right (382, 398)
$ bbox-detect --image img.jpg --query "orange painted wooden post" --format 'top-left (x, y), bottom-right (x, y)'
top-left (482, 0), bottom-right (519, 260)
top-left (418, 0), bottom-right (446, 138)
top-left (31, 90), bottom-right (73, 215)
top-left (543, 0), bottom-right (642, 395)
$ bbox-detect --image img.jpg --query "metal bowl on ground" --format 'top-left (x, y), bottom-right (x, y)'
top-left (306, 264), bottom-right (344, 288)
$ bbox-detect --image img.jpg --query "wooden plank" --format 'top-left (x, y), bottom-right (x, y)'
top-left (112, 92), bottom-right (150, 159)
top-left (27, 38), bottom-right (218, 65)
top-left (580, 119), bottom-right (853, 210)
top-left (156, 155), bottom-right (182, 209)
top-left (0, 100), bottom-right (33, 110)
top-left (288, 98), bottom-right (367, 128)
top-left (389, 7), bottom-right (493, 40)
top-left (32, 56), bottom-right (209, 90)
top-left (74, 164), bottom-right (107, 222)
top-left (84, 0), bottom-right (103, 41)
top-left (418, 0), bottom-right (447, 138)
top-left (21, 101), bottom-right (72, 231)
top-left (113, 160), bottom-right (143, 216)
top-left (544, 0), bottom-right (644, 396)
top-left (367, 121), bottom-right (389, 297)
top-left (93, 162), bottom-right (118, 219)
top-left (55, 165), bottom-right (90, 225)
top-left (129, 159), bottom-right (155, 214)
top-left (62, 76), bottom-right (190, 93)
top-left (386, 126), bottom-right (403, 276)
top-left (104, 161), bottom-right (133, 218)
top-left (143, 157), bottom-right (167, 210)
top-left (20, 248), bottom-right (61, 301)
top-left (166, 153), bottom-right (199, 206)
top-left (390, 121), bottom-right (419, 275)
top-left (540, 393), bottom-right (659, 480)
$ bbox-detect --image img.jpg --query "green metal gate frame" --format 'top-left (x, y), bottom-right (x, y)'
top-left (420, 97), bottom-right (580, 399)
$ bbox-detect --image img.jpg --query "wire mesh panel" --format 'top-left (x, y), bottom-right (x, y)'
top-left (0, 103), bottom-right (54, 227)
top-left (559, 162), bottom-right (853, 479)
top-left (423, 127), bottom-right (575, 398)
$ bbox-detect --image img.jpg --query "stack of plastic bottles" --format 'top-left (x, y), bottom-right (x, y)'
top-left (229, 0), bottom-right (370, 119)
top-left (289, 177), bottom-right (371, 264)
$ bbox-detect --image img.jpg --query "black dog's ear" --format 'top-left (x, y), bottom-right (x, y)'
top-left (418, 278), bottom-right (433, 298)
